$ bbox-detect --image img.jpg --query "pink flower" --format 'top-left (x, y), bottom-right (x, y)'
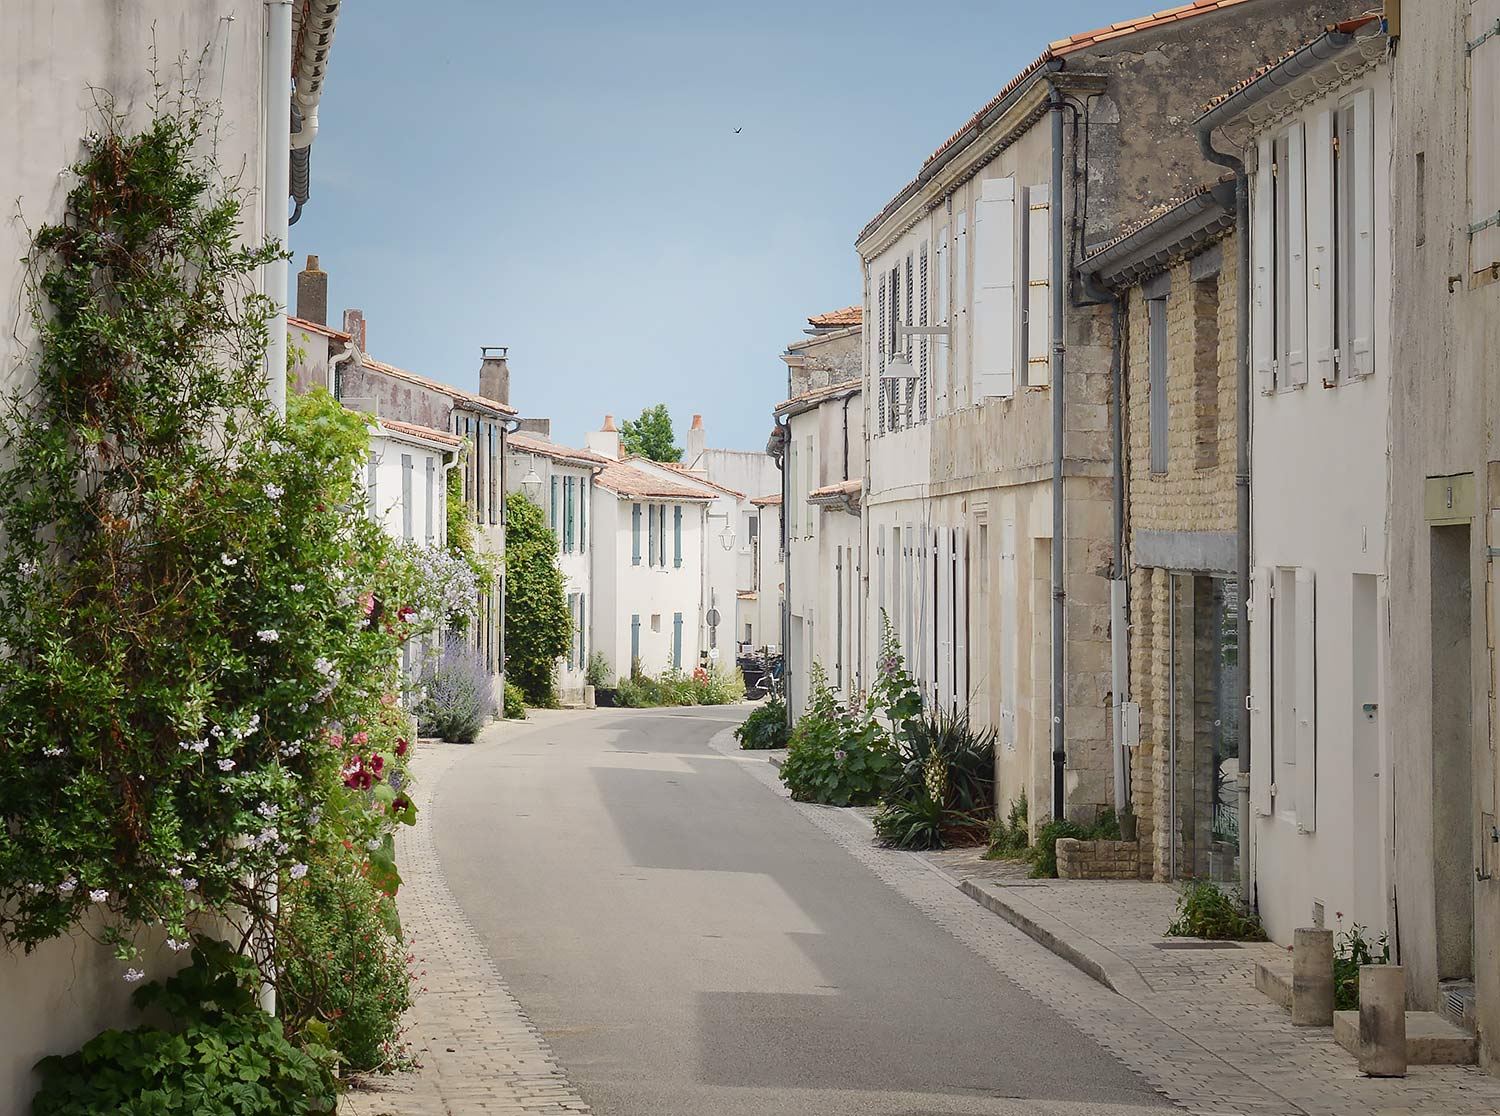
top-left (380, 692), bottom-right (397, 708)
top-left (329, 733), bottom-right (344, 749)
top-left (358, 592), bottom-right (375, 616)
top-left (352, 731), bottom-right (369, 746)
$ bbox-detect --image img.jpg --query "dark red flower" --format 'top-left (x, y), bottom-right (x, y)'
top-left (395, 738), bottom-right (409, 757)
top-left (370, 754), bottom-right (385, 775)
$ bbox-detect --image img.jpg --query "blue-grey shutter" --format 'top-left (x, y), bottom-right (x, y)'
top-left (672, 612), bottom-right (683, 670)
top-left (579, 593), bottom-right (586, 667)
top-left (366, 456), bottom-right (378, 519)
top-left (648, 506), bottom-right (658, 567)
top-left (631, 614), bottom-right (640, 667)
top-left (488, 424), bottom-right (499, 525)
top-left (425, 458), bottom-right (435, 544)
top-left (550, 474), bottom-right (559, 534)
top-left (563, 477), bottom-right (573, 553)
top-left (673, 505), bottom-right (683, 567)
top-left (401, 454), bottom-right (414, 540)
top-left (580, 477), bottom-right (588, 552)
top-left (632, 504), bottom-right (642, 565)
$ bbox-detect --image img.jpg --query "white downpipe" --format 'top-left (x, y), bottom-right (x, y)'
top-left (290, 0), bottom-right (341, 150)
top-left (264, 0), bottom-right (293, 419)
top-left (1110, 579), bottom-right (1129, 813)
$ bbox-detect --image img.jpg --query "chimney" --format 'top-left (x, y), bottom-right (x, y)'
top-left (296, 254), bottom-right (328, 325)
top-left (479, 346), bottom-right (510, 405)
top-left (686, 413), bottom-right (706, 465)
top-left (516, 417), bottom-right (551, 439)
top-left (584, 413), bottom-right (621, 460)
top-left (342, 308), bottom-right (366, 351)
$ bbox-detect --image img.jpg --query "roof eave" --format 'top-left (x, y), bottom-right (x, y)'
top-left (1081, 180), bottom-right (1237, 288)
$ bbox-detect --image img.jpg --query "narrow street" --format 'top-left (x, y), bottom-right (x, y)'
top-left (431, 708), bottom-right (1168, 1116)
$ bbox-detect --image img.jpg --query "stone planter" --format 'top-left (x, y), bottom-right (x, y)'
top-left (594, 687), bottom-right (618, 708)
top-left (1056, 837), bottom-right (1141, 880)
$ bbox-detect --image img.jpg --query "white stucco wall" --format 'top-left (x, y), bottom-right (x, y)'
top-left (1245, 66), bottom-right (1393, 946)
top-left (368, 433), bottom-right (449, 548)
top-left (0, 5), bottom-right (268, 1108)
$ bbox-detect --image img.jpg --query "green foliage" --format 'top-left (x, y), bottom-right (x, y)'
top-left (614, 664), bottom-right (743, 708)
top-left (1333, 918), bottom-right (1390, 1010)
top-left (618, 404), bottom-right (681, 463)
top-left (736, 698), bottom-right (790, 749)
top-left (1166, 880), bottom-right (1268, 941)
top-left (584, 652), bottom-right (613, 689)
top-left (0, 81), bottom-right (422, 965)
top-left (986, 791), bottom-right (1030, 859)
top-left (277, 846), bottom-right (413, 1075)
top-left (503, 681), bottom-right (527, 720)
top-left (416, 635), bottom-right (496, 743)
top-left (1027, 819), bottom-right (1088, 879)
top-left (873, 612), bottom-right (924, 737)
top-left (502, 493), bottom-right (571, 706)
top-left (33, 937), bottom-right (338, 1115)
top-left (614, 673), bottom-right (662, 708)
top-left (875, 712), bottom-right (997, 850)
top-left (778, 665), bottom-right (897, 806)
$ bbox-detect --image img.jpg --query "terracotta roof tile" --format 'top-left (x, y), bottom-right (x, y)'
top-left (808, 478), bottom-right (862, 500)
top-left (358, 355), bottom-right (517, 416)
top-left (288, 316), bottom-right (352, 342)
top-left (750, 493), bottom-right (782, 507)
top-left (375, 417), bottom-right (463, 448)
top-left (507, 432), bottom-right (610, 467)
top-left (649, 460), bottom-right (748, 499)
top-left (774, 377), bottom-right (862, 416)
top-left (1199, 16), bottom-right (1381, 116)
top-left (1084, 176), bottom-right (1233, 260)
top-left (808, 306), bottom-right (862, 328)
top-left (593, 461), bottom-right (715, 501)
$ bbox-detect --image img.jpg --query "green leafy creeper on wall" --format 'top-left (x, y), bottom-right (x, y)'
top-left (502, 492), bottom-right (571, 706)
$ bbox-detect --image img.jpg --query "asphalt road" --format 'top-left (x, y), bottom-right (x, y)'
top-left (432, 706), bottom-right (1170, 1116)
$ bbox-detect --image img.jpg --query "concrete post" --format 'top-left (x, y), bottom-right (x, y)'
top-left (1291, 927), bottom-right (1334, 1025)
top-left (583, 684), bottom-right (596, 710)
top-left (1357, 965), bottom-right (1407, 1077)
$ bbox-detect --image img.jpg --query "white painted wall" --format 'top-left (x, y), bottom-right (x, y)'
top-left (0, 5), bottom-right (269, 1108)
top-left (1246, 65), bottom-right (1392, 945)
top-left (368, 432), bottom-right (449, 549)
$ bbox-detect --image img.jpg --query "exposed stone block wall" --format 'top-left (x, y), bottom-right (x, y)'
top-left (1056, 838), bottom-right (1142, 880)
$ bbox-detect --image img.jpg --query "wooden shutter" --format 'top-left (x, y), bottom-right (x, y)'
top-left (955, 211), bottom-right (969, 408)
top-left (1471, 1), bottom-right (1500, 269)
top-left (580, 477), bottom-right (588, 552)
top-left (1285, 122), bottom-right (1309, 388)
top-left (1148, 297), bottom-right (1169, 473)
top-left (425, 458), bottom-right (435, 544)
top-left (564, 477), bottom-right (574, 552)
top-left (1253, 135), bottom-right (1276, 394)
top-left (673, 505), bottom-right (683, 567)
top-left (1305, 109), bottom-right (1336, 385)
top-left (877, 278), bottom-right (887, 434)
top-left (935, 227), bottom-right (949, 415)
top-left (631, 614), bottom-right (640, 665)
top-left (1250, 567), bottom-right (1275, 815)
top-left (672, 612), bottom-right (683, 670)
top-left (1349, 87), bottom-right (1376, 377)
top-left (904, 252), bottom-right (915, 427)
top-left (550, 474), bottom-right (559, 531)
top-left (974, 177), bottom-right (1017, 399)
top-left (579, 593), bottom-right (586, 667)
top-left (918, 242), bottom-right (929, 423)
top-left (1026, 184), bottom-right (1051, 388)
top-left (1294, 567), bottom-right (1317, 830)
top-left (401, 453), bottom-right (414, 540)
top-left (632, 503), bottom-right (642, 565)
top-left (937, 528), bottom-right (952, 710)
top-left (954, 527), bottom-right (969, 712)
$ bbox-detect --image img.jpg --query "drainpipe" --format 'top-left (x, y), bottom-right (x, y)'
top-left (1197, 124), bottom-right (1253, 900)
top-left (328, 343), bottom-right (357, 400)
top-left (263, 0), bottom-right (292, 420)
top-left (1049, 85), bottom-right (1067, 823)
top-left (499, 417), bottom-right (522, 698)
top-left (1109, 298), bottom-right (1129, 815)
top-left (771, 414), bottom-right (791, 730)
top-left (842, 394), bottom-right (852, 481)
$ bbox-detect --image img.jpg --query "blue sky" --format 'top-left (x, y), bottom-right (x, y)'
top-left (291, 0), bottom-right (1129, 452)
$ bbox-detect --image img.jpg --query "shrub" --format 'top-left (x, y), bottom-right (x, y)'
top-left (503, 493), bottom-right (572, 706)
top-left (503, 680), bottom-right (527, 720)
top-left (736, 698), bottom-right (789, 749)
top-left (690, 664), bottom-right (745, 705)
top-left (1333, 917), bottom-right (1390, 1009)
top-left (986, 791), bottom-right (1030, 859)
top-left (778, 665), bottom-right (897, 806)
top-left (873, 790), bottom-right (947, 849)
top-left (1026, 808), bottom-right (1121, 878)
top-left (656, 668), bottom-right (697, 706)
top-left (584, 652), bottom-right (613, 689)
top-left (877, 712), bottom-right (997, 849)
top-left (417, 635), bottom-right (497, 742)
top-left (278, 848), bottom-right (414, 1074)
top-left (33, 938), bottom-right (337, 1116)
top-left (615, 674), bottom-right (661, 708)
top-left (1166, 880), bottom-right (1268, 941)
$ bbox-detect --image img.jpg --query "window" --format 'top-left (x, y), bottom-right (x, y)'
top-left (918, 242), bottom-right (929, 423)
top-left (1024, 182), bottom-right (1051, 387)
top-left (954, 210), bottom-right (969, 407)
top-left (400, 453), bottom-right (414, 540)
top-left (1148, 295), bottom-right (1169, 474)
top-left (650, 613), bottom-right (661, 632)
top-left (425, 458), bottom-right (435, 544)
top-left (1470, 0), bottom-right (1500, 271)
top-left (973, 177), bottom-right (1017, 400)
top-left (1193, 275), bottom-right (1221, 469)
top-left (673, 505), bottom-right (683, 567)
top-left (632, 503), bottom-right (642, 565)
top-left (935, 225), bottom-right (949, 414)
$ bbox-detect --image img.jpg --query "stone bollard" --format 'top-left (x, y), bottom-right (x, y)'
top-left (583, 684), bottom-right (596, 710)
top-left (1291, 927), bottom-right (1335, 1026)
top-left (1358, 964), bottom-right (1407, 1077)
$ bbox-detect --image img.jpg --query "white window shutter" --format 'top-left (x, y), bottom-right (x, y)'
top-left (1305, 109), bottom-right (1336, 385)
top-left (935, 227), bottom-right (949, 415)
top-left (1294, 567), bottom-right (1317, 831)
top-left (1350, 87), bottom-right (1376, 377)
top-left (877, 280), bottom-right (887, 434)
top-left (954, 526), bottom-right (968, 711)
top-left (1470, 1), bottom-right (1500, 269)
top-left (955, 213), bottom-right (968, 408)
top-left (1250, 568), bottom-right (1275, 816)
top-left (974, 177), bottom-right (1017, 399)
top-left (1253, 136), bottom-right (1276, 395)
top-left (936, 527), bottom-right (952, 710)
top-left (1026, 184), bottom-right (1051, 388)
top-left (1286, 122), bottom-right (1309, 388)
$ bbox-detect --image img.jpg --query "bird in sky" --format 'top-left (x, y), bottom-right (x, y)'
top-left (734, 127), bottom-right (742, 134)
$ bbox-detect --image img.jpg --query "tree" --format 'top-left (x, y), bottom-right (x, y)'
top-left (503, 492), bottom-right (572, 706)
top-left (620, 404), bottom-right (682, 462)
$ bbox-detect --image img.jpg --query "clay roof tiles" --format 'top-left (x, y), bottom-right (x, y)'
top-left (506, 432), bottom-right (610, 467)
top-left (376, 417), bottom-right (462, 447)
top-left (593, 461), bottom-right (715, 501)
top-left (807, 306), bottom-right (862, 328)
top-left (773, 377), bottom-right (863, 417)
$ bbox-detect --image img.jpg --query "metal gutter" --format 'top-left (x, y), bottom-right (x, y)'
top-left (1080, 181), bottom-right (1236, 289)
top-left (1193, 27), bottom-right (1363, 135)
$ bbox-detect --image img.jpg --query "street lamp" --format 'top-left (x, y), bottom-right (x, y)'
top-left (719, 524), bottom-right (735, 551)
top-left (521, 465), bottom-right (543, 503)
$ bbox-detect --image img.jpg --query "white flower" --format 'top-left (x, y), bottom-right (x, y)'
top-left (123, 968), bottom-right (145, 983)
top-left (256, 801), bottom-right (278, 819)
top-left (313, 657), bottom-right (334, 676)
top-left (165, 938), bottom-right (189, 952)
top-left (289, 863), bottom-right (308, 880)
top-left (367, 837), bottom-right (381, 851)
top-left (181, 878), bottom-right (198, 892)
top-left (291, 583), bottom-right (305, 593)
top-left (256, 629), bottom-right (279, 643)
top-left (42, 746), bottom-right (63, 757)
top-left (89, 888), bottom-right (108, 903)
top-left (216, 758), bottom-right (235, 772)
top-left (247, 714), bottom-right (260, 731)
top-left (167, 866), bottom-right (182, 878)
top-left (268, 440), bottom-right (289, 455)
top-left (220, 553), bottom-right (238, 567)
top-left (262, 483), bottom-right (283, 500)
top-left (25, 882), bottom-right (44, 894)
top-left (191, 739), bottom-right (209, 754)
top-left (58, 876), bottom-right (77, 894)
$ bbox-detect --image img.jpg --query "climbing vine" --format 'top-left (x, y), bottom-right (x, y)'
top-left (0, 76), bottom-right (424, 976)
top-left (502, 492), bottom-right (571, 706)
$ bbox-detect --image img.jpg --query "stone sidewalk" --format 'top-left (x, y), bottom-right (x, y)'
top-left (341, 715), bottom-right (591, 1116)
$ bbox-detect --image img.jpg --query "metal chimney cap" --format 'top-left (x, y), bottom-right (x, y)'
top-left (481, 346), bottom-right (508, 359)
